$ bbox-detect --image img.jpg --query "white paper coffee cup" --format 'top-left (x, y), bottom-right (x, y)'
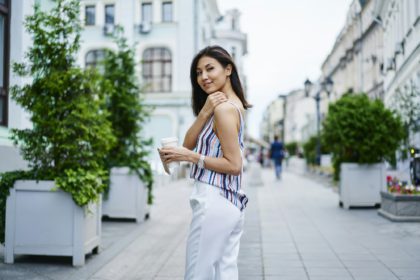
top-left (161, 137), bottom-right (180, 174)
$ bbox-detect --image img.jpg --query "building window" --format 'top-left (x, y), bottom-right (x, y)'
top-left (0, 0), bottom-right (10, 127)
top-left (162, 1), bottom-right (173, 22)
top-left (141, 2), bottom-right (152, 23)
top-left (85, 5), bottom-right (95, 26)
top-left (105, 4), bottom-right (115, 25)
top-left (85, 50), bottom-right (106, 70)
top-left (142, 48), bottom-right (172, 92)
top-left (231, 18), bottom-right (237, 30)
top-left (231, 46), bottom-right (236, 62)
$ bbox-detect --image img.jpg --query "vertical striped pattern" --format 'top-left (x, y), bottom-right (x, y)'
top-left (190, 102), bottom-right (248, 211)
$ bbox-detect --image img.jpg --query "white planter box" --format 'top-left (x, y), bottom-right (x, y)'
top-left (5, 180), bottom-right (101, 266)
top-left (102, 167), bottom-right (148, 222)
top-left (339, 163), bottom-right (386, 209)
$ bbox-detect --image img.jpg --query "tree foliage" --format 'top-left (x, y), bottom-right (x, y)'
top-left (101, 28), bottom-right (154, 203)
top-left (0, 0), bottom-right (116, 244)
top-left (322, 93), bottom-right (406, 180)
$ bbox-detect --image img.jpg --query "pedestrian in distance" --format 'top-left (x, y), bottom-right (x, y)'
top-left (158, 45), bottom-right (252, 280)
top-left (270, 135), bottom-right (284, 180)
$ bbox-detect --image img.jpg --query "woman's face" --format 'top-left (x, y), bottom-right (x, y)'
top-left (196, 56), bottom-right (231, 94)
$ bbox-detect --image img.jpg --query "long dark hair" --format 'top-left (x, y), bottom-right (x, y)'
top-left (190, 45), bottom-right (251, 116)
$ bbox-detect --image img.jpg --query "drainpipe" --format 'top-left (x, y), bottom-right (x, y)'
top-left (193, 0), bottom-right (198, 53)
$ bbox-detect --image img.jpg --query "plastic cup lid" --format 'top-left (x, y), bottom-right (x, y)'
top-left (161, 137), bottom-right (178, 145)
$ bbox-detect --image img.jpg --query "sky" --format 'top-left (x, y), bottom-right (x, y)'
top-left (217, 0), bottom-right (353, 138)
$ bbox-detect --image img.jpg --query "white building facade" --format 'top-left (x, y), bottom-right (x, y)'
top-left (374, 0), bottom-right (420, 146)
top-left (321, 0), bottom-right (384, 102)
top-left (0, 0), bottom-right (248, 174)
top-left (283, 89), bottom-right (317, 145)
top-left (260, 96), bottom-right (286, 143)
top-left (0, 0), bottom-right (35, 172)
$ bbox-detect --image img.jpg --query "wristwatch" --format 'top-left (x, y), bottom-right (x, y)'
top-left (197, 154), bottom-right (205, 169)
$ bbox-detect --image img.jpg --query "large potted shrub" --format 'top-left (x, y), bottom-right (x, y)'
top-left (323, 93), bottom-right (405, 209)
top-left (100, 29), bottom-right (153, 222)
top-left (0, 0), bottom-right (115, 266)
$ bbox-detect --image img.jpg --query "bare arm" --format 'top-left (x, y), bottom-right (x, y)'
top-left (161, 102), bottom-right (242, 176)
top-left (183, 111), bottom-right (211, 150)
top-left (183, 91), bottom-right (227, 150)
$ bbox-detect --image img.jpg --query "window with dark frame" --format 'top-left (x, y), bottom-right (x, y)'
top-left (105, 4), bottom-right (114, 25)
top-left (85, 49), bottom-right (106, 71)
top-left (0, 0), bottom-right (10, 127)
top-left (141, 2), bottom-right (152, 23)
top-left (85, 5), bottom-right (95, 26)
top-left (142, 48), bottom-right (172, 92)
top-left (162, 1), bottom-right (173, 22)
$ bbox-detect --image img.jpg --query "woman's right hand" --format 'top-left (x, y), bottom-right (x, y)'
top-left (200, 91), bottom-right (228, 118)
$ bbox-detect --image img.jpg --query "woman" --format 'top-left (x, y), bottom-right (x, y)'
top-left (159, 45), bottom-right (251, 280)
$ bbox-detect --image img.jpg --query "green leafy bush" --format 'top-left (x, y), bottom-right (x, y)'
top-left (322, 93), bottom-right (406, 180)
top-left (101, 28), bottom-right (154, 204)
top-left (0, 0), bottom-right (115, 243)
top-left (302, 135), bottom-right (330, 165)
top-left (285, 141), bottom-right (298, 156)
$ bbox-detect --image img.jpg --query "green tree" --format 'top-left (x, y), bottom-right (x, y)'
top-left (391, 81), bottom-right (420, 159)
top-left (322, 93), bottom-right (405, 181)
top-left (101, 28), bottom-right (154, 203)
top-left (0, 0), bottom-right (115, 243)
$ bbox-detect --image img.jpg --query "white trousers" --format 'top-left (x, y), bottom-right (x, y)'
top-left (185, 181), bottom-right (245, 280)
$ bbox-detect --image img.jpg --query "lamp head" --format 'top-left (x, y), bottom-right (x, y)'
top-left (324, 77), bottom-right (334, 94)
top-left (304, 78), bottom-right (312, 97)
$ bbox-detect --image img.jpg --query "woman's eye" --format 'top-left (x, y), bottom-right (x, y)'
top-left (207, 67), bottom-right (214, 71)
top-left (196, 71), bottom-right (202, 76)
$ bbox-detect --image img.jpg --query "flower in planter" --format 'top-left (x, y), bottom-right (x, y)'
top-left (386, 176), bottom-right (420, 195)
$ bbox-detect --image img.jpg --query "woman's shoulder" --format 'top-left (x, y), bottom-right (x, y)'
top-left (214, 101), bottom-right (244, 114)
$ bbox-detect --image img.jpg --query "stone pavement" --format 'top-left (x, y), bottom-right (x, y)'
top-left (1, 167), bottom-right (420, 280)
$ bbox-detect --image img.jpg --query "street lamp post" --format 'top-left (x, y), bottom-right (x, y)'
top-left (304, 77), bottom-right (334, 165)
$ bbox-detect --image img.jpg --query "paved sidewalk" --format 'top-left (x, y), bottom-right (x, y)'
top-left (1, 168), bottom-right (420, 280)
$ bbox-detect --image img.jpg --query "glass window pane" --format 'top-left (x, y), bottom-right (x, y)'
top-left (143, 49), bottom-right (152, 60)
top-left (163, 62), bottom-right (171, 76)
top-left (0, 15), bottom-right (4, 87)
top-left (163, 78), bottom-right (171, 92)
top-left (162, 49), bottom-right (171, 60)
top-left (142, 3), bottom-right (152, 23)
top-left (142, 47), bottom-right (172, 92)
top-left (143, 62), bottom-right (152, 76)
top-left (105, 5), bottom-right (114, 24)
top-left (152, 48), bottom-right (162, 60)
top-left (85, 6), bottom-right (95, 25)
top-left (85, 50), bottom-right (105, 68)
top-left (162, 2), bottom-right (172, 22)
top-left (154, 62), bottom-right (162, 75)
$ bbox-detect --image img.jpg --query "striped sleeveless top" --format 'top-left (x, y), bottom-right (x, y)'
top-left (190, 101), bottom-right (248, 211)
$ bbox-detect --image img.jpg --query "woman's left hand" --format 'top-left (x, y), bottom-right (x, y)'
top-left (158, 146), bottom-right (193, 164)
